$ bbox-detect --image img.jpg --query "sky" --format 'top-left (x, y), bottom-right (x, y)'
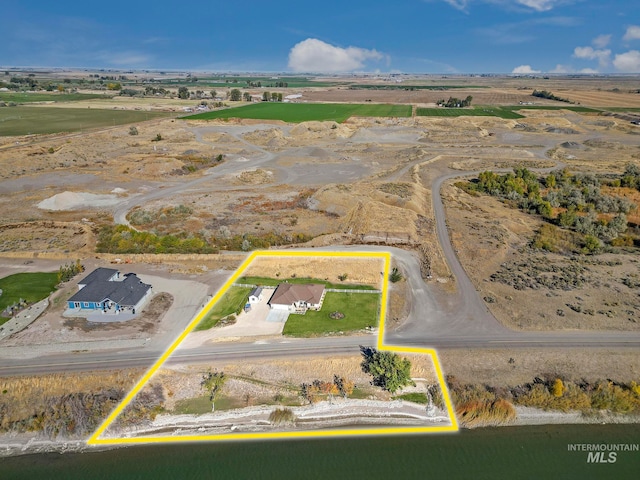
top-left (2, 0), bottom-right (639, 74)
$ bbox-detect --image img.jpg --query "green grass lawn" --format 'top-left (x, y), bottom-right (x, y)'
top-left (0, 272), bottom-right (59, 326)
top-left (0, 106), bottom-right (174, 136)
top-left (0, 92), bottom-right (112, 103)
top-left (282, 292), bottom-right (380, 337)
top-left (184, 102), bottom-right (412, 123)
top-left (195, 287), bottom-right (251, 331)
top-left (238, 276), bottom-right (376, 290)
top-left (393, 392), bottom-right (429, 404)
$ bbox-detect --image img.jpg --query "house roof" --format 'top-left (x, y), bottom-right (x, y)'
top-left (249, 286), bottom-right (263, 297)
top-left (69, 271), bottom-right (151, 307)
top-left (77, 267), bottom-right (118, 286)
top-left (268, 283), bottom-right (325, 306)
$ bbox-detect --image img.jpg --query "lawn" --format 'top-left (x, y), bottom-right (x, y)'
top-left (0, 272), bottom-right (59, 325)
top-left (184, 102), bottom-right (412, 123)
top-left (238, 276), bottom-right (376, 290)
top-left (0, 92), bottom-right (112, 103)
top-left (0, 106), bottom-right (174, 136)
top-left (282, 292), bottom-right (380, 337)
top-left (195, 287), bottom-right (251, 331)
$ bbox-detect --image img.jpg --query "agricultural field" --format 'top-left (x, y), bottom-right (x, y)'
top-left (178, 76), bottom-right (346, 88)
top-left (355, 84), bottom-right (489, 90)
top-left (282, 291), bottom-right (381, 337)
top-left (416, 106), bottom-right (525, 119)
top-left (185, 103), bottom-right (412, 123)
top-left (0, 106), bottom-right (174, 136)
top-left (0, 92), bottom-right (111, 104)
top-left (0, 272), bottom-right (59, 324)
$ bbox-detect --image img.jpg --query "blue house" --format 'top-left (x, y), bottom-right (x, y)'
top-left (67, 267), bottom-right (153, 313)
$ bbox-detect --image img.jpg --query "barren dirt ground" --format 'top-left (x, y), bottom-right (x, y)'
top-left (1, 81), bottom-right (640, 349)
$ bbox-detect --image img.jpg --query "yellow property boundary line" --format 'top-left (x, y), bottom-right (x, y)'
top-left (87, 250), bottom-right (459, 445)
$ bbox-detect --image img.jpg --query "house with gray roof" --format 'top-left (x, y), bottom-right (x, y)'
top-left (67, 267), bottom-right (152, 313)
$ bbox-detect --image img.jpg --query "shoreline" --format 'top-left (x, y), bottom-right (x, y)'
top-left (2, 405), bottom-right (639, 458)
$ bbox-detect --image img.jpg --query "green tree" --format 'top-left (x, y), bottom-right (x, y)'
top-left (210, 90), bottom-right (217, 99)
top-left (389, 267), bottom-right (403, 283)
top-left (201, 370), bottom-right (226, 412)
top-left (178, 86), bottom-right (189, 99)
top-left (360, 346), bottom-right (415, 393)
top-left (242, 92), bottom-right (252, 102)
top-left (230, 88), bottom-right (242, 101)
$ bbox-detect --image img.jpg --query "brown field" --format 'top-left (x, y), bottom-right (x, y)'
top-left (242, 256), bottom-right (384, 287)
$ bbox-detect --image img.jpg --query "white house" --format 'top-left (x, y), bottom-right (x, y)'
top-left (267, 283), bottom-right (326, 313)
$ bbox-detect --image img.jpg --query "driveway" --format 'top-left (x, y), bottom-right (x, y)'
top-left (179, 288), bottom-right (285, 348)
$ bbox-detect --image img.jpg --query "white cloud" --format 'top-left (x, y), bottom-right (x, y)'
top-left (443, 0), bottom-right (469, 10)
top-left (512, 65), bottom-right (541, 74)
top-left (579, 68), bottom-right (599, 74)
top-left (516, 0), bottom-right (558, 11)
top-left (288, 38), bottom-right (386, 73)
top-left (549, 64), bottom-right (574, 73)
top-left (613, 50), bottom-right (640, 72)
top-left (573, 46), bottom-right (611, 68)
top-left (623, 25), bottom-right (640, 42)
top-left (592, 34), bottom-right (611, 49)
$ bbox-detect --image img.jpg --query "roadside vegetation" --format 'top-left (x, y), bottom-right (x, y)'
top-left (447, 374), bottom-right (640, 428)
top-left (195, 287), bottom-right (251, 331)
top-left (0, 370), bottom-right (143, 438)
top-left (457, 165), bottom-right (639, 254)
top-left (185, 102), bottom-right (411, 123)
top-left (96, 225), bottom-right (314, 254)
top-left (282, 292), bottom-right (380, 337)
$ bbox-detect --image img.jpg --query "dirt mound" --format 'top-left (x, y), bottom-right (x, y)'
top-left (560, 141), bottom-right (582, 149)
top-left (289, 121), bottom-right (354, 139)
top-left (37, 191), bottom-right (120, 211)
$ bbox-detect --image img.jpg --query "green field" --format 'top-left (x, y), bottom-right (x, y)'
top-left (238, 276), bottom-right (376, 290)
top-left (185, 103), bottom-right (412, 123)
top-left (282, 292), bottom-right (380, 337)
top-left (0, 272), bottom-right (59, 325)
top-left (195, 287), bottom-right (251, 331)
top-left (0, 106), bottom-right (174, 136)
top-left (416, 106), bottom-right (525, 119)
top-left (0, 92), bottom-right (112, 104)
top-left (416, 104), bottom-right (601, 119)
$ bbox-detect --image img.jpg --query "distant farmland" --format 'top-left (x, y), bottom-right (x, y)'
top-left (416, 106), bottom-right (525, 119)
top-left (416, 105), bottom-right (601, 119)
top-left (0, 92), bottom-right (112, 104)
top-left (0, 107), bottom-right (174, 136)
top-left (185, 103), bottom-right (412, 123)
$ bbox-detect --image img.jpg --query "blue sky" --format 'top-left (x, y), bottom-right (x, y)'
top-left (2, 0), bottom-right (639, 73)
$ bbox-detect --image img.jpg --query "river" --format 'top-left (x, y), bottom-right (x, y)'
top-left (2, 424), bottom-right (639, 479)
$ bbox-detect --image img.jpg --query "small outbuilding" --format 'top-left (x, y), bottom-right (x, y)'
top-left (248, 287), bottom-right (263, 304)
